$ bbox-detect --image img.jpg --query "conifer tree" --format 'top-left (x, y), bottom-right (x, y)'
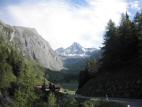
top-left (101, 20), bottom-right (118, 69)
top-left (134, 11), bottom-right (142, 66)
top-left (118, 13), bottom-right (138, 63)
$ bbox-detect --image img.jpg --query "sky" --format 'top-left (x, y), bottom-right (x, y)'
top-left (0, 0), bottom-right (142, 50)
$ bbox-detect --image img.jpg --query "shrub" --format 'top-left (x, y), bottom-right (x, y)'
top-left (62, 96), bottom-right (78, 107)
top-left (48, 93), bottom-right (57, 107)
top-left (82, 100), bottom-right (126, 107)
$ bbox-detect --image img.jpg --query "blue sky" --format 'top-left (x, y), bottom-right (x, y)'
top-left (0, 0), bottom-right (142, 49)
top-left (67, 0), bottom-right (88, 7)
top-left (0, 0), bottom-right (88, 6)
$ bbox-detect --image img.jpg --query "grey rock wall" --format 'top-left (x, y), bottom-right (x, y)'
top-left (0, 20), bottom-right (64, 71)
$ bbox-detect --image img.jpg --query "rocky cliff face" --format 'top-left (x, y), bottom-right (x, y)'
top-left (0, 20), bottom-right (64, 71)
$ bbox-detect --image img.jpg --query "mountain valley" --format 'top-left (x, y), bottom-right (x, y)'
top-left (56, 42), bottom-right (100, 73)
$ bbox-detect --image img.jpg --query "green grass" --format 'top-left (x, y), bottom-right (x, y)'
top-left (61, 82), bottom-right (78, 90)
top-left (64, 89), bottom-right (76, 95)
top-left (82, 100), bottom-right (127, 107)
top-left (61, 81), bottom-right (78, 95)
top-left (62, 97), bottom-right (127, 107)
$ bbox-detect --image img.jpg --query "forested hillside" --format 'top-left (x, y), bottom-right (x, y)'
top-left (77, 11), bottom-right (142, 98)
top-left (0, 37), bottom-right (46, 107)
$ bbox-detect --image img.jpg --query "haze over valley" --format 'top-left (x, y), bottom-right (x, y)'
top-left (0, 0), bottom-right (142, 107)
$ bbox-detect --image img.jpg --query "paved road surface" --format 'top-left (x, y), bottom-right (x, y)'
top-left (75, 94), bottom-right (142, 107)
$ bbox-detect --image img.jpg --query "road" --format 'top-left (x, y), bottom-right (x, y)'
top-left (75, 94), bottom-right (142, 107)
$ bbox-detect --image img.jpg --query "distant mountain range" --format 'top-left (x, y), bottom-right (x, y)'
top-left (55, 42), bottom-right (97, 57)
top-left (56, 42), bottom-right (101, 73)
top-left (0, 19), bottom-right (101, 73)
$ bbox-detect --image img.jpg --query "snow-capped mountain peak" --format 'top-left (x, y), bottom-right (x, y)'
top-left (55, 42), bottom-right (96, 57)
top-left (70, 42), bottom-right (83, 49)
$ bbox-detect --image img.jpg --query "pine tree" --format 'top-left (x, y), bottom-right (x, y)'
top-left (0, 39), bottom-right (16, 90)
top-left (48, 93), bottom-right (57, 107)
top-left (134, 11), bottom-right (142, 66)
top-left (78, 68), bottom-right (89, 88)
top-left (13, 61), bottom-right (38, 107)
top-left (101, 20), bottom-right (118, 69)
top-left (101, 13), bottom-right (139, 71)
top-left (118, 13), bottom-right (138, 64)
top-left (0, 63), bottom-right (16, 89)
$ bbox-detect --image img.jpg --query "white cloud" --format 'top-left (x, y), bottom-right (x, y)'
top-left (4, 0), bottom-right (128, 49)
top-left (129, 0), bottom-right (141, 11)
